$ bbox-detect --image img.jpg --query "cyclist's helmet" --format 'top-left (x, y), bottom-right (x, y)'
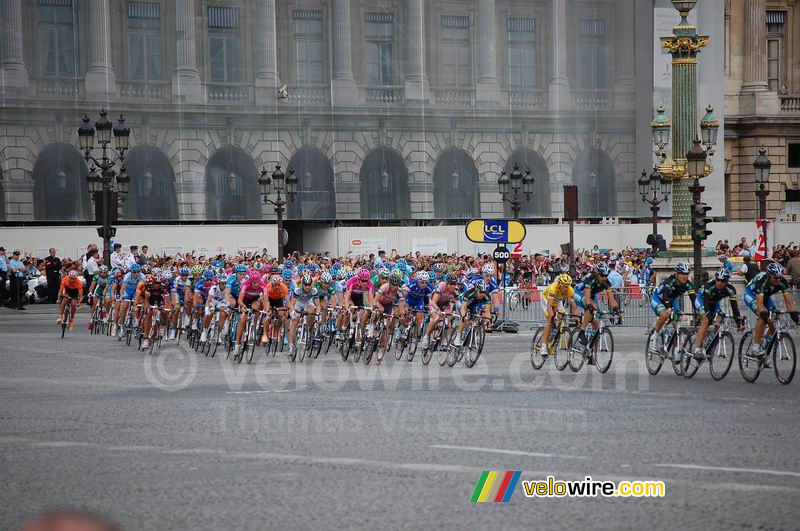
top-left (379, 268), bottom-right (391, 279)
top-left (357, 268), bottom-right (371, 281)
top-left (674, 263), bottom-right (690, 275)
top-left (269, 266), bottom-right (279, 274)
top-left (98, 265), bottom-right (109, 273)
top-left (397, 258), bottom-right (407, 269)
top-left (433, 262), bottom-right (446, 273)
top-left (468, 267), bottom-right (479, 277)
top-left (130, 263), bottom-right (141, 273)
top-left (179, 267), bottom-right (190, 276)
top-left (557, 273), bottom-right (572, 286)
top-left (233, 264), bottom-right (247, 274)
top-left (714, 267), bottom-right (731, 281)
top-left (283, 261), bottom-right (294, 269)
top-left (281, 269), bottom-right (293, 280)
top-left (482, 263), bottom-right (495, 276)
top-left (252, 262), bottom-right (264, 271)
top-left (416, 271), bottom-right (430, 283)
top-left (389, 273), bottom-right (403, 286)
top-left (766, 262), bottom-right (784, 277)
top-left (141, 265), bottom-right (151, 274)
top-left (320, 271), bottom-right (333, 284)
top-left (68, 270), bottom-right (78, 278)
top-left (594, 263), bottom-right (611, 276)
top-left (474, 279), bottom-right (489, 292)
top-left (301, 274), bottom-right (314, 286)
top-left (336, 269), bottom-right (348, 280)
top-left (151, 267), bottom-right (161, 277)
top-left (445, 272), bottom-right (459, 285)
top-left (154, 271), bottom-right (164, 282)
top-left (190, 265), bottom-right (202, 276)
top-left (270, 275), bottom-right (281, 284)
top-left (203, 269), bottom-right (215, 280)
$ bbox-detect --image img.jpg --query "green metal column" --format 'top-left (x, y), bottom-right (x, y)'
top-left (659, 4), bottom-right (708, 253)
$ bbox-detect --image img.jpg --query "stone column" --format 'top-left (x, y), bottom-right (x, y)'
top-left (741, 0), bottom-right (767, 92)
top-left (331, 0), bottom-right (358, 106)
top-left (549, 0), bottom-right (572, 110)
top-left (475, 0), bottom-right (501, 105)
top-left (254, 0), bottom-right (281, 105)
top-left (85, 0), bottom-right (117, 101)
top-left (613, 0), bottom-right (635, 109)
top-left (404, 0), bottom-right (429, 103)
top-left (172, 0), bottom-right (203, 104)
top-left (0, 0), bottom-right (29, 92)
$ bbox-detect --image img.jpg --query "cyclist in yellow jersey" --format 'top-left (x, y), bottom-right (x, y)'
top-left (539, 274), bottom-right (579, 356)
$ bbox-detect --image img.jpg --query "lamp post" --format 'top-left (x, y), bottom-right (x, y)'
top-left (498, 163), bottom-right (534, 218)
top-left (259, 164), bottom-right (298, 260)
top-left (686, 139), bottom-right (709, 286)
top-left (753, 146), bottom-right (772, 262)
top-left (638, 166), bottom-right (671, 254)
top-left (78, 109), bottom-right (130, 265)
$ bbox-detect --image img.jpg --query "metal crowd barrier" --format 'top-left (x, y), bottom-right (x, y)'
top-left (500, 286), bottom-right (800, 331)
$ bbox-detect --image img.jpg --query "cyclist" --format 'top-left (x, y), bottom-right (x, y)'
top-left (453, 279), bottom-right (492, 347)
top-left (183, 265), bottom-right (204, 327)
top-left (420, 273), bottom-right (460, 350)
top-left (314, 271), bottom-right (338, 329)
top-left (234, 272), bottom-right (269, 355)
top-left (691, 267), bottom-right (745, 359)
top-left (57, 270), bottom-right (83, 331)
top-left (116, 263), bottom-right (143, 337)
top-left (202, 270), bottom-right (230, 346)
top-left (287, 275), bottom-right (320, 355)
top-left (193, 270), bottom-right (216, 343)
top-left (648, 263), bottom-right (695, 354)
top-left (260, 274), bottom-right (289, 345)
top-left (477, 264), bottom-right (501, 322)
top-left (139, 269), bottom-right (171, 350)
top-left (401, 271), bottom-right (435, 342)
top-left (538, 273), bottom-right (579, 357)
top-left (343, 268), bottom-right (375, 342)
top-left (169, 267), bottom-right (192, 340)
top-left (742, 262), bottom-right (799, 358)
top-left (574, 263), bottom-right (621, 353)
top-left (86, 265), bottom-right (111, 331)
top-left (108, 269), bottom-right (125, 336)
top-left (370, 271), bottom-right (403, 345)
top-left (431, 262), bottom-right (446, 284)
top-left (372, 267), bottom-right (391, 289)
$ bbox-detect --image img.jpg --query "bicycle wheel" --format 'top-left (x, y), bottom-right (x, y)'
top-left (709, 331), bottom-right (735, 381)
top-left (681, 333), bottom-right (699, 379)
top-left (508, 293), bottom-right (519, 312)
top-left (773, 333), bottom-right (796, 385)
top-left (567, 329), bottom-right (585, 372)
top-left (464, 327), bottom-right (485, 369)
top-left (394, 326), bottom-right (408, 361)
top-left (668, 332), bottom-right (683, 376)
top-left (644, 329), bottom-right (664, 376)
top-left (421, 328), bottom-right (438, 366)
top-left (738, 332), bottom-right (762, 383)
top-left (148, 328), bottom-right (157, 356)
top-left (530, 327), bottom-right (546, 370)
top-left (594, 328), bottom-right (614, 374)
top-left (352, 326), bottom-right (363, 363)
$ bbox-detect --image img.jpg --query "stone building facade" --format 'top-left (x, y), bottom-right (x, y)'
top-left (0, 0), bottom-right (654, 224)
top-left (725, 0), bottom-right (800, 221)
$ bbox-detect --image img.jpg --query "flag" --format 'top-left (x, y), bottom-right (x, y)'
top-left (755, 219), bottom-right (769, 261)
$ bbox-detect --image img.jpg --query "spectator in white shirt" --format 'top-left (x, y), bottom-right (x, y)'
top-left (125, 245), bottom-right (139, 271)
top-left (110, 243), bottom-right (125, 272)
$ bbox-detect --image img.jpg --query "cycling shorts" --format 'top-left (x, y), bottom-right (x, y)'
top-left (743, 288), bottom-right (777, 314)
top-left (351, 292), bottom-right (366, 308)
top-left (650, 294), bottom-right (680, 316)
top-left (64, 287), bottom-right (80, 300)
top-left (267, 297), bottom-right (285, 310)
top-left (573, 289), bottom-right (599, 311)
top-left (405, 295), bottom-right (426, 312)
top-left (694, 292), bottom-right (721, 318)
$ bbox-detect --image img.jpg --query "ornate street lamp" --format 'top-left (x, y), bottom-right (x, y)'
top-left (78, 109), bottom-right (130, 265)
top-left (498, 163), bottom-right (533, 218)
top-left (699, 105), bottom-right (719, 154)
top-left (638, 167), bottom-right (671, 254)
top-left (259, 164), bottom-right (299, 260)
top-left (651, 105), bottom-right (671, 159)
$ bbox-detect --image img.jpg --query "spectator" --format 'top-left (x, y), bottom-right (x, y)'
top-left (741, 254), bottom-right (759, 283)
top-left (139, 245), bottom-right (150, 264)
top-left (110, 243), bottom-right (125, 271)
top-left (7, 250), bottom-right (26, 310)
top-left (0, 246), bottom-right (7, 306)
top-left (787, 249), bottom-right (800, 287)
top-left (125, 245), bottom-right (139, 270)
top-left (718, 254), bottom-right (735, 274)
top-left (44, 248), bottom-right (62, 303)
top-left (83, 249), bottom-right (99, 302)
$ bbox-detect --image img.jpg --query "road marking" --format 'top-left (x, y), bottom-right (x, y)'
top-left (430, 444), bottom-right (588, 461)
top-left (654, 463), bottom-right (800, 479)
top-left (226, 385), bottom-right (306, 395)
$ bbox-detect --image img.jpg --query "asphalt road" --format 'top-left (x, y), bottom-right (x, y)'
top-left (1, 306), bottom-right (799, 531)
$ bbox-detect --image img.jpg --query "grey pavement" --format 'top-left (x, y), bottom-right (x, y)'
top-left (1, 306), bottom-right (799, 531)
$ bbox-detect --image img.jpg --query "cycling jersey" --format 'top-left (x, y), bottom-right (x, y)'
top-left (172, 276), bottom-right (191, 300)
top-left (653, 275), bottom-right (696, 303)
top-left (746, 271), bottom-right (789, 298)
top-left (292, 286), bottom-right (319, 307)
top-left (91, 274), bottom-right (110, 295)
top-left (225, 275), bottom-right (242, 299)
top-left (345, 276), bottom-right (375, 295)
top-left (695, 279), bottom-right (737, 317)
top-left (375, 283), bottom-right (401, 306)
top-left (432, 282), bottom-right (458, 309)
top-left (207, 284), bottom-right (226, 302)
top-left (403, 279), bottom-right (434, 311)
top-left (193, 278), bottom-right (215, 301)
top-left (60, 277), bottom-right (83, 298)
top-left (121, 272), bottom-right (142, 300)
top-left (542, 282), bottom-right (574, 302)
top-left (575, 273), bottom-right (612, 296)
top-left (314, 281), bottom-right (337, 301)
top-left (264, 282), bottom-right (289, 301)
top-left (461, 287), bottom-right (491, 313)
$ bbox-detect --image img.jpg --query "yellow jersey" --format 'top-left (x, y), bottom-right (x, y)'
top-left (542, 282), bottom-right (574, 302)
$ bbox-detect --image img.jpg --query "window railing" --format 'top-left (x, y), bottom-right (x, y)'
top-left (780, 94), bottom-right (800, 112)
top-left (119, 80), bottom-right (169, 102)
top-left (507, 89), bottom-right (547, 110)
top-left (574, 89), bottom-right (611, 109)
top-left (205, 83), bottom-right (252, 104)
top-left (292, 84), bottom-right (329, 106)
top-left (363, 85), bottom-right (404, 105)
top-left (33, 77), bottom-right (84, 99)
top-left (433, 87), bottom-right (475, 107)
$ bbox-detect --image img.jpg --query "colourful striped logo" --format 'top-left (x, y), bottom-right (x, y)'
top-left (470, 471), bottom-right (522, 502)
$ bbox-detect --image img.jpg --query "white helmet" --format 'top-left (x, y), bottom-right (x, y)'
top-left (482, 263), bottom-right (495, 276)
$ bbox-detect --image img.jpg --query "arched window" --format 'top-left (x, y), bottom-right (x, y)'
top-left (124, 145), bottom-right (178, 220)
top-left (433, 148), bottom-right (479, 219)
top-left (33, 143), bottom-right (89, 221)
top-left (359, 147), bottom-right (410, 219)
top-left (503, 149), bottom-right (551, 218)
top-left (205, 146), bottom-right (260, 220)
top-left (572, 148), bottom-right (617, 218)
top-left (287, 146), bottom-right (335, 220)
